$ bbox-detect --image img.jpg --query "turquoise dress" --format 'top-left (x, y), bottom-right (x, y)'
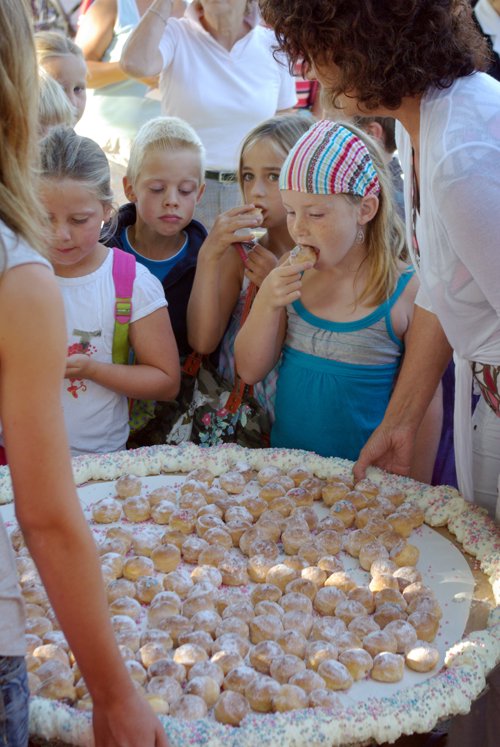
top-left (272, 270), bottom-right (414, 459)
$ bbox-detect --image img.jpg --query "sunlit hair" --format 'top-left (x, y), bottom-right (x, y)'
top-left (39, 126), bottom-right (116, 237)
top-left (260, 0), bottom-right (490, 110)
top-left (40, 126), bottom-right (113, 203)
top-left (38, 67), bottom-right (76, 137)
top-left (127, 116), bottom-right (206, 185)
top-left (0, 0), bottom-right (49, 256)
top-left (237, 111), bottom-right (315, 193)
top-left (344, 121), bottom-right (406, 306)
top-left (34, 30), bottom-right (85, 65)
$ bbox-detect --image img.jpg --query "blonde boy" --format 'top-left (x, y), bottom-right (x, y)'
top-left (105, 116), bottom-right (207, 359)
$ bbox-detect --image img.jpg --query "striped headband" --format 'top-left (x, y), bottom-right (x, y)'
top-left (279, 120), bottom-right (380, 197)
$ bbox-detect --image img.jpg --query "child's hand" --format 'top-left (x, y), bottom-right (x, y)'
top-left (245, 244), bottom-right (278, 287)
top-left (65, 354), bottom-right (95, 380)
top-left (258, 261), bottom-right (312, 310)
top-left (201, 205), bottom-right (263, 261)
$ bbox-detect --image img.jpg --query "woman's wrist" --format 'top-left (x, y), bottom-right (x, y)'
top-left (148, 0), bottom-right (173, 24)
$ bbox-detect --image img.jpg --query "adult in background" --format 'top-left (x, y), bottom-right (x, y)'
top-left (74, 0), bottom-right (178, 200)
top-left (259, 0), bottom-right (500, 517)
top-left (121, 0), bottom-right (297, 228)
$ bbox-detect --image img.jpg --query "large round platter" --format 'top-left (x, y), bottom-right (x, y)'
top-left (0, 444), bottom-right (499, 746)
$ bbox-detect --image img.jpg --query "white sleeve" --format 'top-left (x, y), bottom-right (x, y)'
top-left (415, 285), bottom-right (433, 312)
top-left (131, 263), bottom-right (168, 324)
top-left (158, 18), bottom-right (179, 69)
top-left (434, 144), bottom-right (500, 317)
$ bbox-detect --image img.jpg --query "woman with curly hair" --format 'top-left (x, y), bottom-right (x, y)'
top-left (260, 0), bottom-right (500, 521)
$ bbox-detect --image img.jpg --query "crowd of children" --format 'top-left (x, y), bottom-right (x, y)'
top-left (8, 10), bottom-right (454, 487)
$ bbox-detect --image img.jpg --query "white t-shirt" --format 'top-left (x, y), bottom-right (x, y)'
top-left (57, 249), bottom-right (167, 456)
top-left (396, 72), bottom-right (500, 499)
top-left (0, 222), bottom-right (52, 656)
top-left (158, 9), bottom-right (297, 170)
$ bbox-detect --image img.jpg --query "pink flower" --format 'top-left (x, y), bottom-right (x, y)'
top-left (217, 408), bottom-right (228, 418)
top-left (201, 413), bottom-right (212, 426)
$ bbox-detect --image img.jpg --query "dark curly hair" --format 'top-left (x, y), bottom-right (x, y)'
top-left (259, 0), bottom-right (491, 110)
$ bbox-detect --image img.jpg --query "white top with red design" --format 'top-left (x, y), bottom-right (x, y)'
top-left (57, 248), bottom-right (166, 456)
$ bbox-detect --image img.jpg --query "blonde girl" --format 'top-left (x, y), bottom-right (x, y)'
top-left (35, 30), bottom-right (87, 123)
top-left (39, 126), bottom-right (180, 456)
top-left (235, 120), bottom-right (441, 481)
top-left (0, 2), bottom-right (168, 745)
top-left (38, 66), bottom-right (76, 137)
top-left (187, 112), bottom-right (314, 418)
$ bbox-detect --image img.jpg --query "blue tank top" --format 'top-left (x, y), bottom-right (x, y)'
top-left (272, 269), bottom-right (414, 460)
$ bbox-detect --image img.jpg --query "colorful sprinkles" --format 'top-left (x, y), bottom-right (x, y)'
top-left (1, 444), bottom-right (497, 746)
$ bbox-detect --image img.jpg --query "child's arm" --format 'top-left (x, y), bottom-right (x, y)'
top-left (234, 260), bottom-right (310, 384)
top-left (0, 264), bottom-right (169, 747)
top-left (75, 0), bottom-right (130, 89)
top-left (65, 307), bottom-right (180, 401)
top-left (187, 205), bottom-right (263, 354)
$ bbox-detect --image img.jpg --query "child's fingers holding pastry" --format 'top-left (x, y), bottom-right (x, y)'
top-left (258, 263), bottom-right (307, 310)
top-left (204, 206), bottom-right (263, 255)
top-left (287, 245), bottom-right (319, 267)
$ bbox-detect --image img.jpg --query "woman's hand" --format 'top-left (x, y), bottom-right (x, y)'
top-left (353, 422), bottom-right (416, 484)
top-left (245, 244), bottom-right (278, 287)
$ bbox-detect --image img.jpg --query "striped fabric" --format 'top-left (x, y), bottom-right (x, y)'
top-left (279, 120), bottom-right (380, 197)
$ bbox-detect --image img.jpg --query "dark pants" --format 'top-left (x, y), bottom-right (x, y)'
top-left (0, 656), bottom-right (29, 747)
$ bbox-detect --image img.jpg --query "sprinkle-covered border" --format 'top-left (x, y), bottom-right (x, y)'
top-left (1, 444), bottom-right (497, 746)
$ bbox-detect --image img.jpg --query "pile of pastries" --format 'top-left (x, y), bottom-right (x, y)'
top-left (12, 461), bottom-right (443, 725)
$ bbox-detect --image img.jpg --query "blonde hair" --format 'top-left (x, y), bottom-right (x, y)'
top-left (238, 112), bottom-right (316, 192)
top-left (127, 116), bottom-right (206, 185)
top-left (35, 30), bottom-right (85, 66)
top-left (40, 126), bottom-right (117, 239)
top-left (336, 121), bottom-right (406, 307)
top-left (38, 67), bottom-right (76, 136)
top-left (41, 124), bottom-right (114, 203)
top-left (0, 0), bottom-right (49, 256)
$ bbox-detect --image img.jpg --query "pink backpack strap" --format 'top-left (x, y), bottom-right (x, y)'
top-left (111, 247), bottom-right (136, 364)
top-left (234, 241), bottom-right (252, 265)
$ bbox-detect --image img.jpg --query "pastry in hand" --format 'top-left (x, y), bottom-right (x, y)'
top-left (289, 245), bottom-right (318, 265)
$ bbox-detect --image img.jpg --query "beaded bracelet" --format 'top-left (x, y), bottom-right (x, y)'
top-left (148, 7), bottom-right (169, 24)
